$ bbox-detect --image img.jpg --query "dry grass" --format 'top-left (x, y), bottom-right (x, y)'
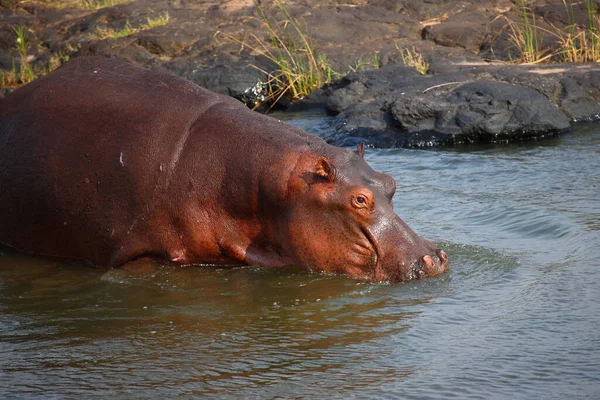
top-left (0, 65), bottom-right (21, 87)
top-left (397, 45), bottom-right (429, 75)
top-left (217, 1), bottom-right (338, 110)
top-left (504, 0), bottom-right (600, 64)
top-left (48, 50), bottom-right (72, 72)
top-left (349, 54), bottom-right (381, 73)
top-left (39, 0), bottom-right (129, 10)
top-left (420, 13), bottom-right (449, 28)
top-left (553, 23), bottom-right (600, 62)
top-left (142, 12), bottom-right (171, 30)
top-left (1, 28), bottom-right (80, 88)
top-left (95, 21), bottom-right (137, 39)
top-left (95, 12), bottom-right (170, 39)
top-left (502, 0), bottom-right (551, 64)
top-left (553, 0), bottom-right (600, 62)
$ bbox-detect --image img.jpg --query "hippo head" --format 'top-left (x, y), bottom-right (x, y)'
top-left (282, 143), bottom-right (448, 283)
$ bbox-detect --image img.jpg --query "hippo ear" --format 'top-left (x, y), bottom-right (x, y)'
top-left (315, 158), bottom-right (335, 182)
top-left (355, 142), bottom-right (365, 158)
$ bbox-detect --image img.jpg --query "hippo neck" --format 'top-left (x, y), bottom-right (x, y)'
top-left (173, 103), bottom-right (337, 267)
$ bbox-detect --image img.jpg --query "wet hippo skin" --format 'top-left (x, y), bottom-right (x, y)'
top-left (0, 57), bottom-right (448, 282)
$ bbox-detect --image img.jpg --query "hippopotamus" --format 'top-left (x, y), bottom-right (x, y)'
top-left (0, 57), bottom-right (448, 282)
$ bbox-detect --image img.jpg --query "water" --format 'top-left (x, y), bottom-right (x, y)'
top-left (1, 119), bottom-right (599, 399)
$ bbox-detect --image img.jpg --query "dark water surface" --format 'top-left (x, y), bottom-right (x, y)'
top-left (1, 120), bottom-right (599, 399)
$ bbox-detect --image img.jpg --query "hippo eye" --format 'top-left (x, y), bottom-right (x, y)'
top-left (352, 195), bottom-right (370, 209)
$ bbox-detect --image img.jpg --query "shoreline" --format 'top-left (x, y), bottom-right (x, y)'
top-left (2, 0), bottom-right (600, 147)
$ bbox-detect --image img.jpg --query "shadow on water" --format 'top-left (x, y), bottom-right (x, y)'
top-left (0, 236), bottom-right (512, 395)
top-left (0, 236), bottom-right (519, 398)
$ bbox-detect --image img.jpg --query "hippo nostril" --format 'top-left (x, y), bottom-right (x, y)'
top-left (422, 255), bottom-right (434, 268)
top-left (436, 249), bottom-right (448, 264)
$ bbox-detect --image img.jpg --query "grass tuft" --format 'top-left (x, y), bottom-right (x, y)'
top-left (142, 12), bottom-right (171, 30)
top-left (80, 0), bottom-right (127, 9)
top-left (503, 0), bottom-right (550, 64)
top-left (96, 12), bottom-right (170, 39)
top-left (1, 29), bottom-right (81, 88)
top-left (397, 45), bottom-right (429, 75)
top-left (217, 1), bottom-right (338, 110)
top-left (0, 63), bottom-right (20, 88)
top-left (553, 0), bottom-right (600, 62)
top-left (349, 54), bottom-right (381, 73)
top-left (48, 50), bottom-right (72, 73)
top-left (1, 26), bottom-right (34, 87)
top-left (96, 21), bottom-right (136, 39)
top-left (503, 0), bottom-right (600, 64)
top-left (38, 0), bottom-right (129, 10)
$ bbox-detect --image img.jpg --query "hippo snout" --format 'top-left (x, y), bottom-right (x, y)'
top-left (380, 245), bottom-right (449, 282)
top-left (376, 216), bottom-right (449, 282)
top-left (419, 249), bottom-right (449, 278)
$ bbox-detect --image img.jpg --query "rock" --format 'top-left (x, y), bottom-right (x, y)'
top-left (391, 81), bottom-right (570, 143)
top-left (289, 65), bottom-right (422, 114)
top-left (136, 34), bottom-right (196, 57)
top-left (183, 62), bottom-right (266, 99)
top-left (296, 63), bottom-right (600, 148)
top-left (558, 68), bottom-right (600, 121)
top-left (421, 12), bottom-right (492, 54)
top-left (2, 0), bottom-right (600, 147)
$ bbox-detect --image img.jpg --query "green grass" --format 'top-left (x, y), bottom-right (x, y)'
top-left (141, 13), bottom-right (171, 30)
top-left (38, 0), bottom-right (129, 10)
top-left (1, 28), bottom-right (80, 88)
top-left (217, 1), bottom-right (339, 110)
top-left (96, 21), bottom-right (137, 39)
top-left (1, 26), bottom-right (34, 87)
top-left (555, 0), bottom-right (600, 62)
top-left (504, 0), bottom-right (549, 64)
top-left (505, 0), bottom-right (600, 64)
top-left (349, 54), bottom-right (381, 73)
top-left (95, 12), bottom-right (170, 39)
top-left (48, 50), bottom-right (72, 73)
top-left (80, 0), bottom-right (127, 9)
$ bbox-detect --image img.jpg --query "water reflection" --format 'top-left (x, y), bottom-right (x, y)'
top-left (0, 238), bottom-right (519, 398)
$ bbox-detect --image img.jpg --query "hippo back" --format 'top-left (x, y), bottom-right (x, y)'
top-left (0, 57), bottom-right (314, 264)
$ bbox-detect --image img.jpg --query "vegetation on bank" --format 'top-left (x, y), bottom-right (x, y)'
top-left (217, 1), bottom-right (339, 110)
top-left (1, 27), bottom-right (34, 87)
top-left (0, 0), bottom-right (129, 10)
top-left (0, 11), bottom-right (169, 88)
top-left (506, 0), bottom-right (600, 63)
top-left (349, 54), bottom-right (381, 73)
top-left (397, 46), bottom-right (430, 75)
top-left (39, 0), bottom-right (128, 10)
top-left (95, 12), bottom-right (170, 39)
top-left (217, 1), bottom-right (428, 109)
top-left (4, 0), bottom-right (599, 104)
top-left (0, 0), bottom-right (429, 101)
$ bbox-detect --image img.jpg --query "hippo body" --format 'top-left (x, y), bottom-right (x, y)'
top-left (0, 57), bottom-right (447, 282)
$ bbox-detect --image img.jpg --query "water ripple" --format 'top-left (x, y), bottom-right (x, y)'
top-left (1, 124), bottom-right (600, 398)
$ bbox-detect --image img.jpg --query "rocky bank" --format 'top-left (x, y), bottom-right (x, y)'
top-left (1, 0), bottom-right (600, 147)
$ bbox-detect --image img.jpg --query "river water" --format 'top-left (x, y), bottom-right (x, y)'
top-left (0, 119), bottom-right (599, 399)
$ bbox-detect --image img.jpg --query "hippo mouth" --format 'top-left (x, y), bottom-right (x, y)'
top-left (359, 227), bottom-right (448, 282)
top-left (360, 226), bottom-right (383, 281)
